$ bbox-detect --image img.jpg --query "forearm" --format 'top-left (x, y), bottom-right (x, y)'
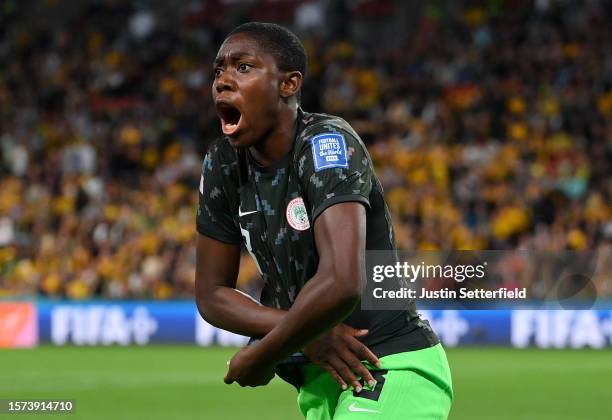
top-left (251, 272), bottom-right (359, 365)
top-left (246, 203), bottom-right (366, 366)
top-left (197, 287), bottom-right (285, 338)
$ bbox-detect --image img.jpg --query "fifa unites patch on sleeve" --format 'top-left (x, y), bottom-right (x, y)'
top-left (310, 133), bottom-right (349, 172)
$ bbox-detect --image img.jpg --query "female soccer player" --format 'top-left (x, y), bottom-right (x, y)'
top-left (196, 22), bottom-right (453, 419)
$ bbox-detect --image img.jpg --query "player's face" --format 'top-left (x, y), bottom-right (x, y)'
top-left (212, 33), bottom-right (284, 148)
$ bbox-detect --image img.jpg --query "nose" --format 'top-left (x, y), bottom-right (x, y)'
top-left (215, 71), bottom-right (235, 93)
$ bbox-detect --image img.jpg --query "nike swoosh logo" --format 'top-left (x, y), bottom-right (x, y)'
top-left (348, 402), bottom-right (380, 413)
top-left (238, 207), bottom-right (258, 217)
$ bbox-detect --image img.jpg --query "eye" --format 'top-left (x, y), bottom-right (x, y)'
top-left (237, 63), bottom-right (252, 73)
top-left (214, 68), bottom-right (223, 78)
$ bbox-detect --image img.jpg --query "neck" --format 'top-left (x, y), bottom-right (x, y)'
top-left (249, 105), bottom-right (298, 167)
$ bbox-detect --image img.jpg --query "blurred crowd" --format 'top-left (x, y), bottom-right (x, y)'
top-left (0, 0), bottom-right (610, 299)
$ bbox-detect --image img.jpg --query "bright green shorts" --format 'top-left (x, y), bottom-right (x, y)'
top-left (296, 343), bottom-right (453, 420)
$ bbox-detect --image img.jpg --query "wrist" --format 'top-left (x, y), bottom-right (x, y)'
top-left (251, 331), bottom-right (290, 367)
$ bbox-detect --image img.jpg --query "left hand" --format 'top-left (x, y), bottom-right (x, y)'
top-left (224, 345), bottom-right (276, 387)
top-left (304, 324), bottom-right (379, 391)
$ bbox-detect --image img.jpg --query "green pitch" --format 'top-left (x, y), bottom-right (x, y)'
top-left (1, 346), bottom-right (611, 420)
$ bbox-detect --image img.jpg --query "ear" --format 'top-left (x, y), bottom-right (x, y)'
top-left (279, 71), bottom-right (302, 98)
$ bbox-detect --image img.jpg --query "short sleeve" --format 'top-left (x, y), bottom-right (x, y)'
top-left (297, 128), bottom-right (373, 221)
top-left (196, 146), bottom-right (242, 244)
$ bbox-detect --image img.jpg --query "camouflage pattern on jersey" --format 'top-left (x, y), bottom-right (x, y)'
top-left (197, 109), bottom-right (438, 350)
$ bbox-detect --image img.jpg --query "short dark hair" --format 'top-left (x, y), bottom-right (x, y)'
top-left (228, 22), bottom-right (307, 79)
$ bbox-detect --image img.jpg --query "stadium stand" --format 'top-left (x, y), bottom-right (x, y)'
top-left (0, 0), bottom-right (610, 299)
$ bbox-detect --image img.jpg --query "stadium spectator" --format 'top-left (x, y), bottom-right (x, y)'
top-left (0, 0), bottom-right (609, 299)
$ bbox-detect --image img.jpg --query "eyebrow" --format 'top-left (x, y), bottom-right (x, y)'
top-left (214, 51), bottom-right (257, 67)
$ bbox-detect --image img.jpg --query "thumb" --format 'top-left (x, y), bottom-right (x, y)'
top-left (224, 365), bottom-right (234, 384)
top-left (352, 328), bottom-right (369, 337)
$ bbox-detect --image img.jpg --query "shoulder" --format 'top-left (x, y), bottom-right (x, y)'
top-left (296, 111), bottom-right (362, 149)
top-left (294, 111), bottom-right (371, 172)
top-left (202, 137), bottom-right (239, 176)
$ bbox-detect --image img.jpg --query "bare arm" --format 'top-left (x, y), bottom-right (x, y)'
top-left (195, 233), bottom-right (284, 338)
top-left (238, 202), bottom-right (366, 367)
top-left (198, 228), bottom-right (379, 389)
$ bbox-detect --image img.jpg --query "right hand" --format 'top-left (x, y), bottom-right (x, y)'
top-left (303, 324), bottom-right (381, 392)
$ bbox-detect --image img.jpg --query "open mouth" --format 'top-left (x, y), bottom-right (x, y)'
top-left (216, 102), bottom-right (242, 136)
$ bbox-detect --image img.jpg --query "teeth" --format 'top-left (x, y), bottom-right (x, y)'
top-left (222, 120), bottom-right (239, 135)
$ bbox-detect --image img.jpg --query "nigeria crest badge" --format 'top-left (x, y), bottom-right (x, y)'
top-left (286, 197), bottom-right (310, 231)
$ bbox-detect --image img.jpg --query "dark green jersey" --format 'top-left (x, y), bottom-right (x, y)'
top-left (197, 109), bottom-right (438, 356)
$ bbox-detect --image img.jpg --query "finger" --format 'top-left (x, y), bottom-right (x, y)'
top-left (338, 350), bottom-right (375, 387)
top-left (321, 362), bottom-right (348, 390)
top-left (341, 325), bottom-right (368, 337)
top-left (224, 373), bottom-right (234, 384)
top-left (353, 329), bottom-right (369, 337)
top-left (350, 360), bottom-right (376, 388)
top-left (347, 339), bottom-right (381, 368)
top-left (329, 356), bottom-right (361, 393)
top-left (343, 327), bottom-right (380, 367)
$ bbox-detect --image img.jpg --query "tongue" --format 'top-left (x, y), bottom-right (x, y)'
top-left (222, 118), bottom-right (239, 135)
